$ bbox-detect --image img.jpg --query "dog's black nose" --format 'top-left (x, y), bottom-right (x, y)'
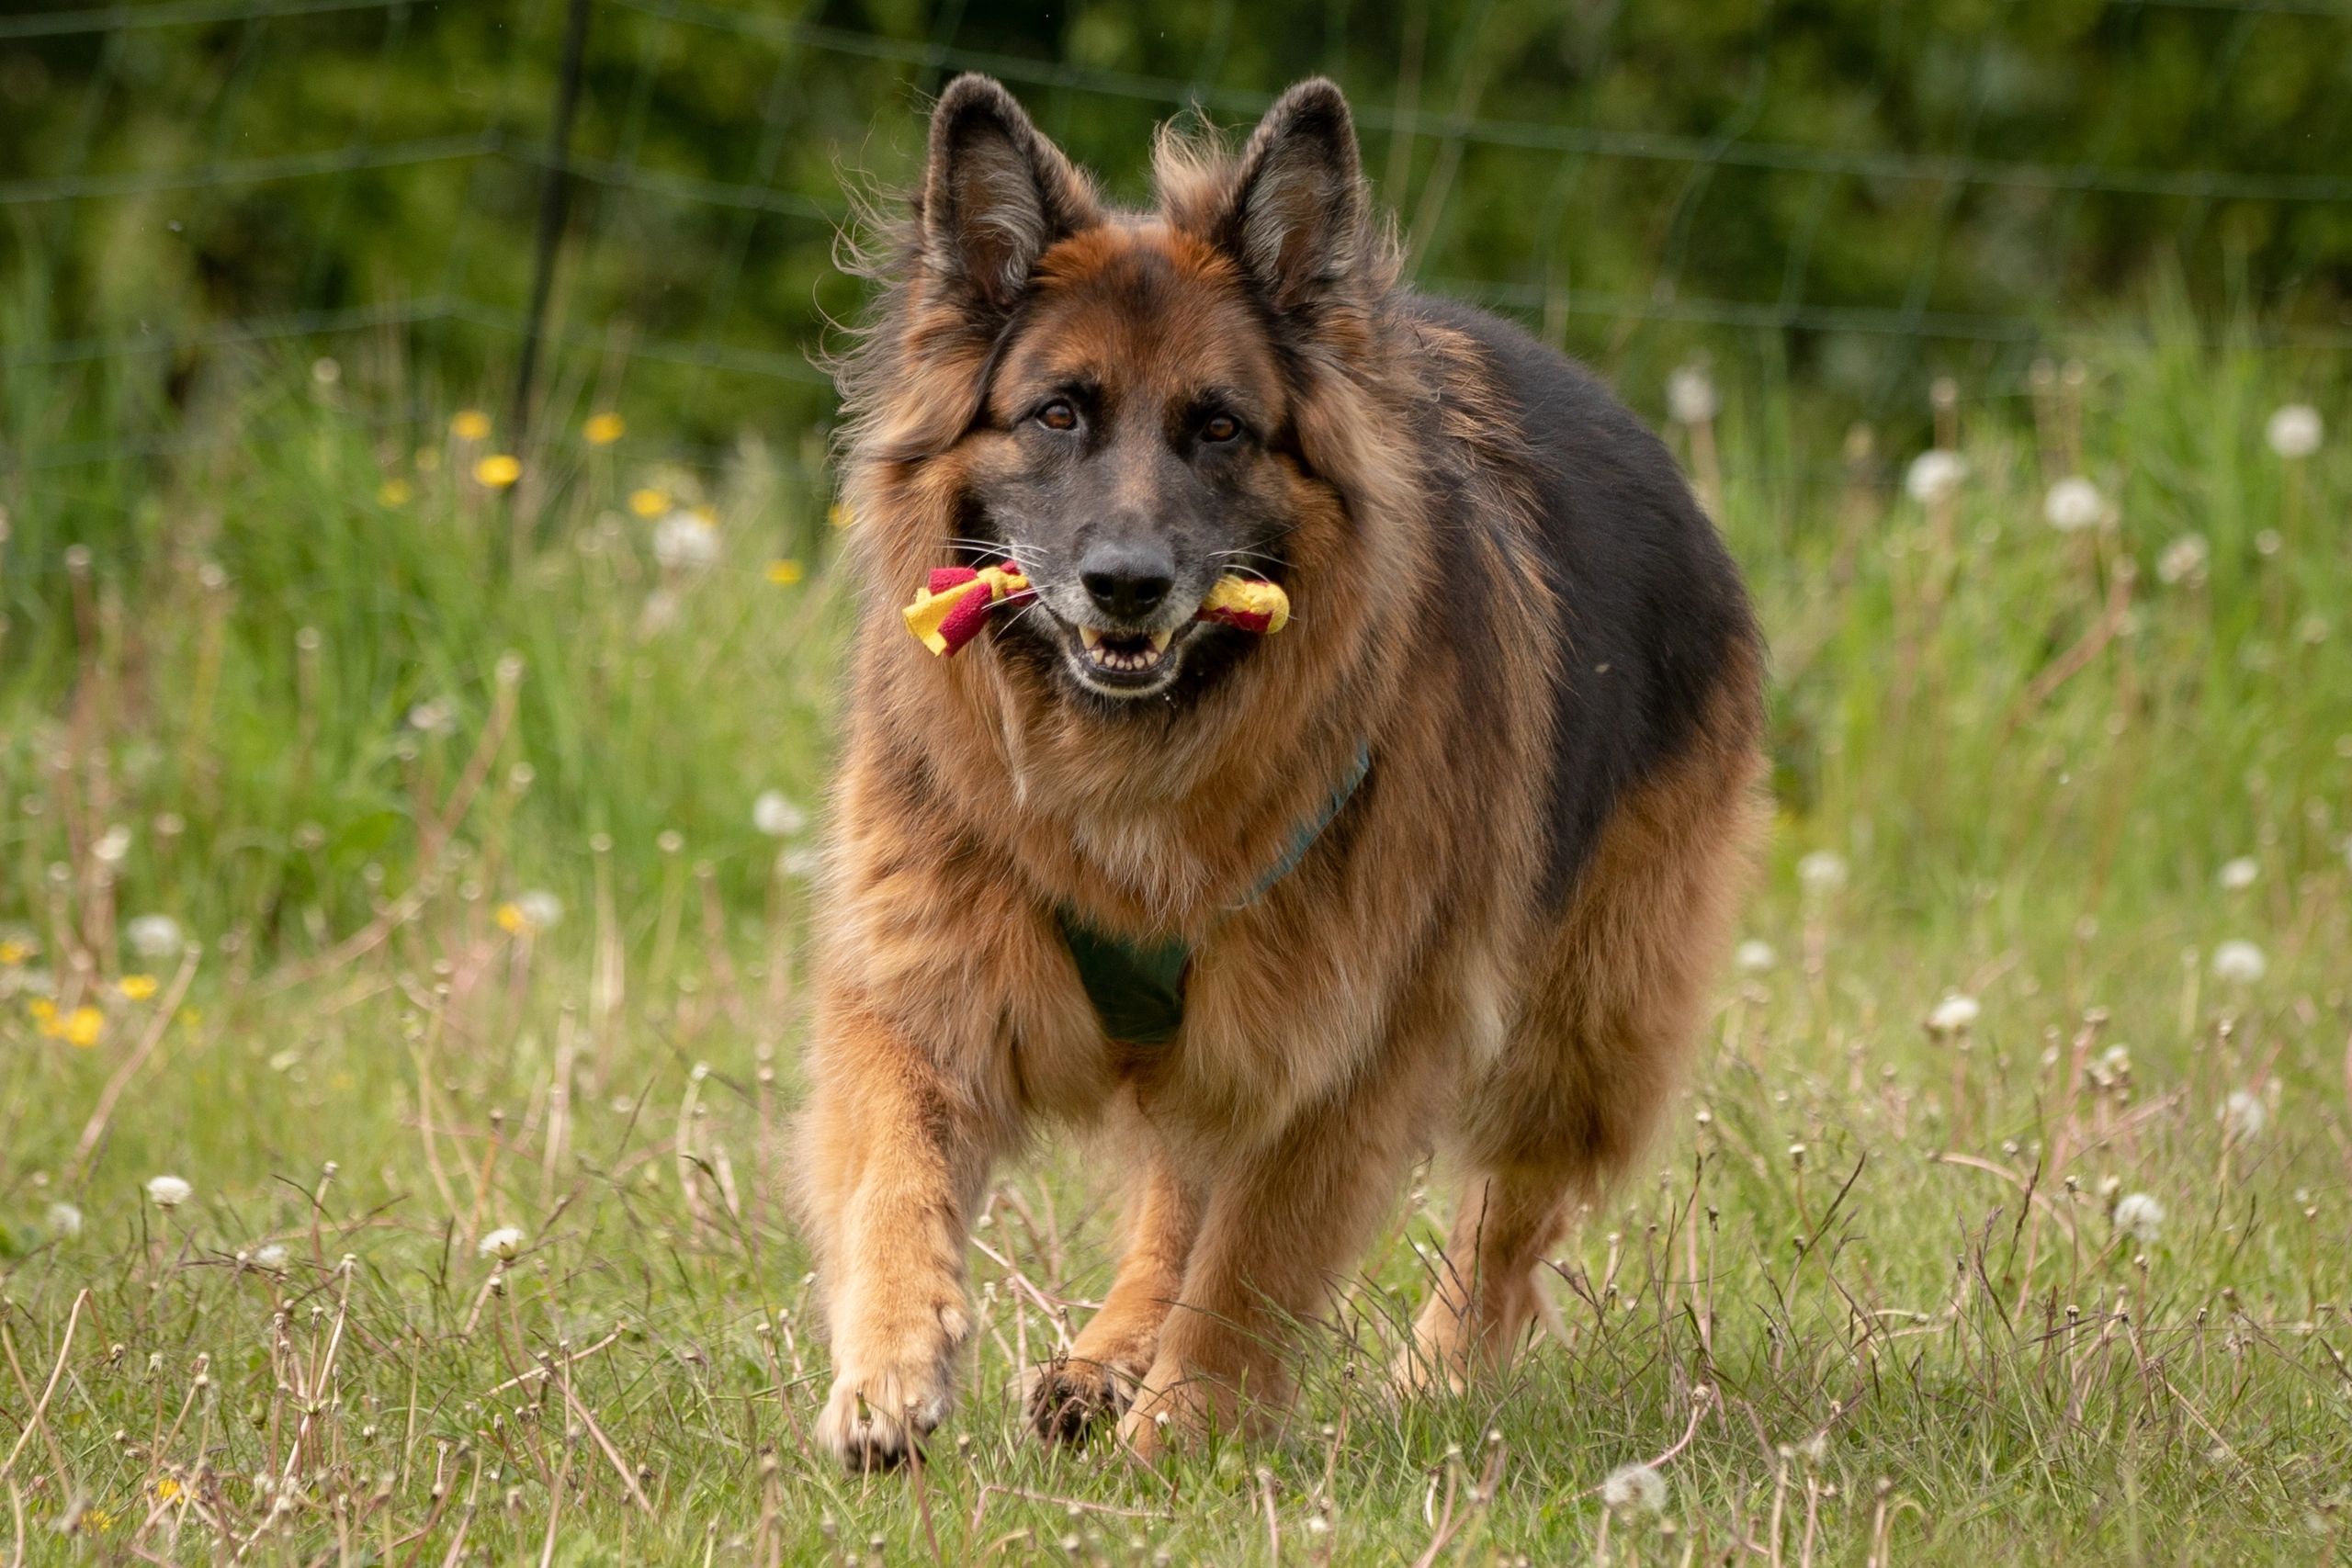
top-left (1078, 542), bottom-right (1174, 622)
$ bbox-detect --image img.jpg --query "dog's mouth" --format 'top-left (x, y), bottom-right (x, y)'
top-left (1056, 614), bottom-right (1195, 695)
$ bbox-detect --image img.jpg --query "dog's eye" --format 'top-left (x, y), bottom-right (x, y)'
top-left (1202, 413), bottom-right (1241, 444)
top-left (1035, 400), bottom-right (1079, 433)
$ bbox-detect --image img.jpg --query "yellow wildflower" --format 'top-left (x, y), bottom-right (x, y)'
top-left (450, 410), bottom-right (492, 441)
top-left (28, 998), bottom-right (57, 1024)
top-left (495, 902), bottom-right (526, 934)
top-left (0, 939), bottom-right (31, 964)
top-left (119, 975), bottom-right (159, 1001)
top-left (583, 412), bottom-right (626, 445)
top-left (628, 488), bottom-right (668, 518)
top-left (378, 478), bottom-right (413, 506)
top-left (155, 1477), bottom-right (184, 1503)
top-left (83, 1507), bottom-right (114, 1534)
top-left (473, 454), bottom-right (523, 489)
top-left (765, 558), bottom-right (805, 585)
top-left (58, 1006), bottom-right (106, 1048)
top-left (828, 502), bottom-right (854, 530)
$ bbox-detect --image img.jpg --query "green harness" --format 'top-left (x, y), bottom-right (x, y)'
top-left (1057, 745), bottom-right (1372, 1047)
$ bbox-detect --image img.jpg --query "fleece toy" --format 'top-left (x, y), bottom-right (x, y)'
top-left (903, 564), bottom-right (1290, 656)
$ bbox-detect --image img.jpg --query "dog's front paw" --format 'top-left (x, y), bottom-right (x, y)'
top-left (816, 1299), bottom-right (967, 1472)
top-left (1024, 1352), bottom-right (1143, 1445)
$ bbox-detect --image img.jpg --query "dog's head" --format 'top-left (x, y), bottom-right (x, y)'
top-left (857, 75), bottom-right (1385, 708)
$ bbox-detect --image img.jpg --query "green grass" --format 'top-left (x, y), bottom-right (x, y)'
top-left (2, 343), bottom-right (2350, 1564)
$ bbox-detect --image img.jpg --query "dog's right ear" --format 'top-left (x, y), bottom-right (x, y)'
top-left (919, 75), bottom-right (1099, 316)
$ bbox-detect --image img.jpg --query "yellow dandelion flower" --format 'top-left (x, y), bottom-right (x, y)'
top-left (378, 478), bottom-right (413, 506)
top-left (828, 502), bottom-right (854, 530)
top-left (155, 1477), bottom-right (183, 1503)
top-left (583, 412), bottom-right (625, 446)
top-left (119, 975), bottom-right (159, 1002)
top-left (628, 488), bottom-right (669, 518)
top-left (765, 558), bottom-right (805, 585)
top-left (60, 1006), bottom-right (105, 1048)
top-left (83, 1507), bottom-right (114, 1534)
top-left (28, 998), bottom-right (57, 1024)
top-left (0, 939), bottom-right (30, 964)
top-left (179, 1008), bottom-right (203, 1030)
top-left (474, 454), bottom-right (522, 489)
top-left (450, 410), bottom-right (492, 441)
top-left (495, 902), bottom-right (526, 934)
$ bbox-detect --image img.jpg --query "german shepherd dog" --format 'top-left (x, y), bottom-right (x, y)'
top-left (804, 73), bottom-right (1765, 1469)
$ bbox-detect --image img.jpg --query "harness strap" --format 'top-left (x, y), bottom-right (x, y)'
top-left (1059, 742), bottom-right (1373, 1047)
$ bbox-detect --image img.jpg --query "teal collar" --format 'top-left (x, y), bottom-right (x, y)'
top-left (1058, 743), bottom-right (1372, 1047)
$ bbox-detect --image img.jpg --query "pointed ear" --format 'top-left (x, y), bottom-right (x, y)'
top-left (920, 74), bottom-right (1099, 314)
top-left (1218, 79), bottom-right (1367, 310)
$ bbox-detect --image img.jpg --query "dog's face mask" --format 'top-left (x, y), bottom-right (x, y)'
top-left (910, 77), bottom-right (1367, 705)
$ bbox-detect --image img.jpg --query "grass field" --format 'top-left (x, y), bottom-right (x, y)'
top-left (3, 340), bottom-right (2350, 1564)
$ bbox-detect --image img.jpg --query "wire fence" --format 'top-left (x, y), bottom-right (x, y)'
top-left (3, 0), bottom-right (2349, 506)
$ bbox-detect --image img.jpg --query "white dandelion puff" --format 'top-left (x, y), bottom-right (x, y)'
top-left (92, 824), bottom-right (133, 865)
top-left (1797, 851), bottom-right (1849, 895)
top-left (1926, 992), bottom-right (1982, 1034)
top-left (752, 790), bottom-right (807, 839)
top-left (1734, 939), bottom-right (1778, 975)
top-left (1600, 1461), bottom-right (1668, 1515)
top-left (46, 1201), bottom-right (84, 1238)
top-left (2217, 857), bottom-right (2258, 891)
top-left (146, 1175), bottom-right (193, 1210)
top-left (125, 913), bottom-right (183, 960)
top-left (2111, 1192), bottom-right (2165, 1244)
top-left (1667, 365), bottom-right (1719, 427)
top-left (1905, 450), bottom-right (1967, 504)
top-left (251, 1243), bottom-right (290, 1271)
top-left (2221, 1089), bottom-right (2267, 1143)
top-left (652, 510), bottom-right (721, 571)
top-left (477, 1225), bottom-right (526, 1261)
top-left (2211, 941), bottom-right (2267, 985)
top-left (2155, 534), bottom-right (2210, 586)
top-left (514, 890), bottom-right (562, 931)
top-left (2266, 404), bottom-right (2322, 459)
top-left (2043, 476), bottom-right (2105, 533)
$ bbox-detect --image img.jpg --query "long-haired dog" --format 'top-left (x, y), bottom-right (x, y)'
top-left (803, 73), bottom-right (1765, 1468)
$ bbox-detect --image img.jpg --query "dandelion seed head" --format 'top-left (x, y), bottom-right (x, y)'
top-left (478, 1226), bottom-right (526, 1261)
top-left (1600, 1461), bottom-right (1668, 1514)
top-left (1905, 450), bottom-right (1967, 504)
top-left (752, 791), bottom-right (808, 839)
top-left (1926, 992), bottom-right (1981, 1034)
top-left (2043, 476), bottom-right (2104, 533)
top-left (2112, 1192), bottom-right (2165, 1244)
top-left (252, 1243), bottom-right (290, 1271)
top-left (2218, 857), bottom-right (2258, 891)
top-left (1667, 365), bottom-right (1719, 426)
top-left (2156, 534), bottom-right (2210, 586)
top-left (2266, 403), bottom-right (2322, 459)
top-left (2211, 940), bottom-right (2267, 985)
top-left (1734, 939), bottom-right (1777, 975)
top-left (2221, 1089), bottom-right (2267, 1143)
top-left (146, 1175), bottom-right (193, 1210)
top-left (1797, 851), bottom-right (1849, 895)
top-left (652, 510), bottom-right (721, 571)
top-left (514, 891), bottom-right (562, 932)
top-left (46, 1201), bottom-right (83, 1238)
top-left (92, 824), bottom-right (132, 865)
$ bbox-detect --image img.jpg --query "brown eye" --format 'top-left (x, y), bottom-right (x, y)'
top-left (1202, 413), bottom-right (1240, 443)
top-left (1036, 400), bottom-right (1079, 432)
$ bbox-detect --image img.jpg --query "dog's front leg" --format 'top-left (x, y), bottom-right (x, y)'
top-left (804, 1003), bottom-right (1000, 1471)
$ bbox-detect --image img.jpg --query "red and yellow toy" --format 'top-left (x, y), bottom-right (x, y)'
top-left (903, 564), bottom-right (1290, 657)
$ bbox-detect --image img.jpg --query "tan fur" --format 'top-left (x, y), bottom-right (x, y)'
top-left (800, 85), bottom-right (1766, 1469)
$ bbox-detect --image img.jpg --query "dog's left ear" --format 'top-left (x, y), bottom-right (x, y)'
top-left (1217, 79), bottom-right (1368, 310)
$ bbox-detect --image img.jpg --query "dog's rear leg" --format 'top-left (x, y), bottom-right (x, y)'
top-left (1028, 1104), bottom-right (1201, 1443)
top-left (1396, 1166), bottom-right (1574, 1393)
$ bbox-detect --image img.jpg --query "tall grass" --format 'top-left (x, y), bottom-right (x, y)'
top-left (0, 341), bottom-right (2347, 1563)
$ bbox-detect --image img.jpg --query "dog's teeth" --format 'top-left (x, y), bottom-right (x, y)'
top-left (1148, 628), bottom-right (1173, 653)
top-left (1080, 626), bottom-right (1103, 649)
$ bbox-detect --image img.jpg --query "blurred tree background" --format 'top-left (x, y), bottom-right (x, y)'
top-left (4, 0), bottom-right (2350, 513)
